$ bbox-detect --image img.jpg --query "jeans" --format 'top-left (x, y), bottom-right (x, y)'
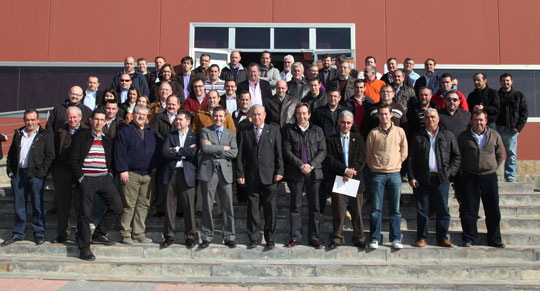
top-left (496, 126), bottom-right (519, 180)
top-left (414, 177), bottom-right (450, 242)
top-left (11, 169), bottom-right (45, 240)
top-left (370, 172), bottom-right (402, 243)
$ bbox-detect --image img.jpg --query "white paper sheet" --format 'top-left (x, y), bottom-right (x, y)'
top-left (332, 175), bottom-right (360, 197)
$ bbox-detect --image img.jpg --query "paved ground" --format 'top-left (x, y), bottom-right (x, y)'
top-left (0, 279), bottom-right (295, 291)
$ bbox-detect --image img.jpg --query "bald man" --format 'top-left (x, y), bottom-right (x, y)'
top-left (46, 86), bottom-right (92, 133)
top-left (111, 56), bottom-right (150, 96)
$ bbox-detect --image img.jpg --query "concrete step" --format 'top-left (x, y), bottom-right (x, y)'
top-left (2, 241), bottom-right (539, 263)
top-left (2, 226), bottom-right (539, 247)
top-left (0, 255), bottom-right (538, 282)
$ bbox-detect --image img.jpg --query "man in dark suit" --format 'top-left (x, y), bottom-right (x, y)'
top-left (265, 80), bottom-right (300, 128)
top-left (82, 75), bottom-right (104, 110)
top-left (69, 108), bottom-right (123, 260)
top-left (237, 63), bottom-right (273, 107)
top-left (236, 104), bottom-right (284, 249)
top-left (326, 110), bottom-right (366, 250)
top-left (160, 110), bottom-right (198, 248)
top-left (176, 56), bottom-right (201, 101)
top-left (198, 106), bottom-right (238, 249)
top-left (319, 54), bottom-right (338, 89)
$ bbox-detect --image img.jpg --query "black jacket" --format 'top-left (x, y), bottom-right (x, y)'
top-left (282, 123), bottom-right (326, 181)
top-left (46, 99), bottom-right (92, 133)
top-left (236, 123), bottom-right (284, 186)
top-left (152, 111), bottom-right (176, 139)
top-left (326, 132), bottom-right (366, 192)
top-left (236, 79), bottom-right (273, 103)
top-left (69, 128), bottom-right (114, 181)
top-left (302, 91), bottom-right (327, 113)
top-left (363, 102), bottom-right (407, 137)
top-left (312, 104), bottom-right (359, 137)
top-left (220, 64), bottom-right (247, 84)
top-left (7, 126), bottom-right (55, 179)
top-left (408, 127), bottom-right (461, 185)
top-left (319, 67), bottom-right (338, 89)
top-left (467, 86), bottom-right (500, 124)
top-left (496, 88), bottom-right (528, 132)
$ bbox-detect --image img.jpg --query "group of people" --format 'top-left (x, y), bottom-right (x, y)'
top-left (1, 51), bottom-right (528, 262)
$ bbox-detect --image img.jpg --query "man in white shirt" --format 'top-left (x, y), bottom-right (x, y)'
top-left (83, 75), bottom-right (103, 110)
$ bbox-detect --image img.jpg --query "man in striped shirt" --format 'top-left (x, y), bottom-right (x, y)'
top-left (70, 108), bottom-right (123, 261)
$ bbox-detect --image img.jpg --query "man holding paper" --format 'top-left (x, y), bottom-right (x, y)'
top-left (326, 110), bottom-right (366, 250)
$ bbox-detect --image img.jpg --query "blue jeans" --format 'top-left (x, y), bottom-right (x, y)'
top-left (414, 177), bottom-right (450, 242)
top-left (496, 126), bottom-right (519, 180)
top-left (370, 172), bottom-right (402, 242)
top-left (11, 169), bottom-right (45, 240)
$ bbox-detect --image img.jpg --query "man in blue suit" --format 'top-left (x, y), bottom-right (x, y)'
top-left (160, 110), bottom-right (199, 248)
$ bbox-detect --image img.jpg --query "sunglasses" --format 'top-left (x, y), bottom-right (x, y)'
top-left (120, 79), bottom-right (131, 82)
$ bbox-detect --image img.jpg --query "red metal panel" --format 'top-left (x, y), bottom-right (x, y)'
top-left (499, 0), bottom-right (540, 64)
top-left (0, 0), bottom-right (51, 61)
top-left (385, 0), bottom-right (500, 64)
top-left (516, 123), bottom-right (540, 160)
top-left (47, 0), bottom-right (160, 62)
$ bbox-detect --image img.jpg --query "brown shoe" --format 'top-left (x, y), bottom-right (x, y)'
top-left (415, 239), bottom-right (427, 247)
top-left (285, 239), bottom-right (301, 248)
top-left (438, 239), bottom-right (454, 248)
top-left (162, 236), bottom-right (174, 248)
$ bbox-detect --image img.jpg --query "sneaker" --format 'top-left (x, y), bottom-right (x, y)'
top-left (392, 240), bottom-right (403, 249)
top-left (121, 237), bottom-right (133, 245)
top-left (136, 237), bottom-right (152, 244)
top-left (368, 240), bottom-right (379, 249)
top-left (89, 223), bottom-right (96, 232)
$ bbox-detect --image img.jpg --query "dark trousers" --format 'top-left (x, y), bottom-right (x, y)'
top-left (77, 175), bottom-right (122, 249)
top-left (331, 190), bottom-right (364, 245)
top-left (453, 169), bottom-right (465, 206)
top-left (11, 169), bottom-right (45, 240)
top-left (164, 168), bottom-right (197, 240)
top-left (246, 175), bottom-right (277, 243)
top-left (414, 177), bottom-right (450, 242)
top-left (288, 175), bottom-right (320, 242)
top-left (460, 172), bottom-right (502, 244)
top-left (53, 166), bottom-right (79, 240)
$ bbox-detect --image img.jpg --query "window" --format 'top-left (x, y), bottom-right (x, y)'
top-left (235, 28), bottom-right (270, 49)
top-left (274, 28), bottom-right (309, 49)
top-left (194, 27), bottom-right (228, 48)
top-left (316, 28), bottom-right (351, 49)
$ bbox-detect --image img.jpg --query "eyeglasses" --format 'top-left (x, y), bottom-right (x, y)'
top-left (446, 98), bottom-right (459, 102)
top-left (193, 85), bottom-right (204, 88)
top-left (120, 79), bottom-right (131, 82)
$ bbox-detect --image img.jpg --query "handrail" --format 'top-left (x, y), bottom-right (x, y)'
top-left (0, 108), bottom-right (53, 134)
top-left (0, 107), bottom-right (54, 117)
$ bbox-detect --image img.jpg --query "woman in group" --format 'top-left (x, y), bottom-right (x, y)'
top-left (152, 63), bottom-right (185, 102)
top-left (120, 87), bottom-right (141, 119)
top-left (125, 95), bottom-right (151, 123)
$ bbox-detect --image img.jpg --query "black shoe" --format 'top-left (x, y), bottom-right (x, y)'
top-left (327, 242), bottom-right (339, 250)
top-left (463, 241), bottom-right (473, 247)
top-left (153, 211), bottom-right (165, 218)
top-left (199, 240), bottom-right (211, 249)
top-left (224, 240), bottom-right (237, 248)
top-left (247, 242), bottom-right (257, 249)
top-left (265, 241), bottom-right (275, 250)
top-left (354, 241), bottom-right (366, 248)
top-left (309, 240), bottom-right (324, 249)
top-left (488, 241), bottom-right (506, 248)
top-left (162, 236), bottom-right (174, 248)
top-left (186, 238), bottom-right (196, 249)
top-left (35, 237), bottom-right (45, 245)
top-left (52, 237), bottom-right (67, 244)
top-left (91, 235), bottom-right (116, 245)
top-left (79, 248), bottom-right (95, 261)
top-left (1, 237), bottom-right (22, 247)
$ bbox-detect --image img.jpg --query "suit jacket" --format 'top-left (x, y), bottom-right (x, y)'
top-left (312, 104), bottom-right (359, 137)
top-left (69, 128), bottom-right (114, 181)
top-left (264, 94), bottom-right (300, 128)
top-left (152, 111), bottom-right (176, 139)
top-left (160, 129), bottom-right (198, 187)
top-left (236, 79), bottom-right (273, 104)
top-left (287, 79), bottom-right (310, 100)
top-left (329, 77), bottom-right (356, 104)
top-left (111, 70), bottom-right (150, 96)
top-left (54, 123), bottom-right (89, 169)
top-left (176, 71), bottom-right (204, 98)
top-left (197, 126), bottom-right (238, 183)
top-left (326, 132), bottom-right (366, 193)
top-left (236, 123), bottom-right (284, 186)
top-left (81, 89), bottom-right (105, 110)
top-left (319, 67), bottom-right (338, 89)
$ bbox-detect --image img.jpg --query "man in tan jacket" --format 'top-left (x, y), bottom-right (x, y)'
top-left (366, 104), bottom-right (408, 250)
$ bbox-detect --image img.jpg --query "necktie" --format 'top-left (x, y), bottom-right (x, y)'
top-left (216, 129), bottom-right (222, 143)
top-left (255, 127), bottom-right (261, 144)
top-left (343, 135), bottom-right (349, 167)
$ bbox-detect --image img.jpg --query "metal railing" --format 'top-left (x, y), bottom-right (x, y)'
top-left (0, 107), bottom-right (53, 136)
